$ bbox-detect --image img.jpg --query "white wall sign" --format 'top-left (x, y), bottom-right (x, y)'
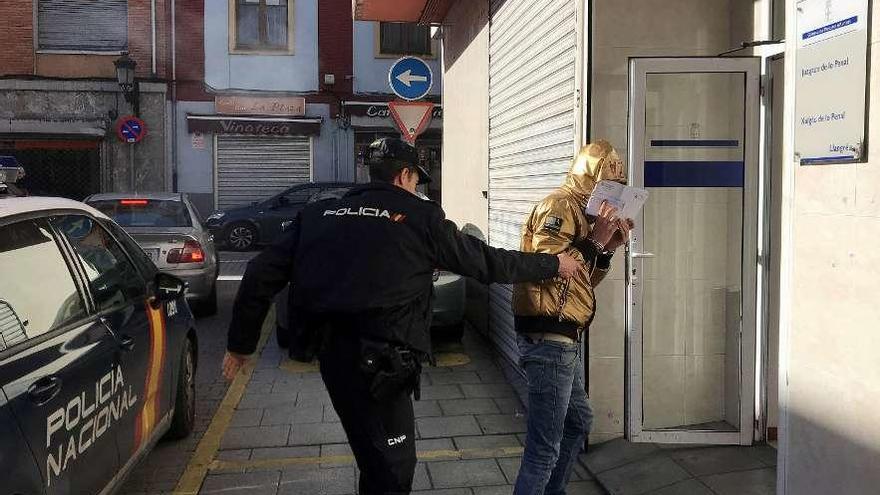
top-left (795, 0), bottom-right (870, 164)
top-left (191, 132), bottom-right (206, 150)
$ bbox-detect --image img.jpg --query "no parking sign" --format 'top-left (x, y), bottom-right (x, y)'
top-left (116, 116), bottom-right (148, 144)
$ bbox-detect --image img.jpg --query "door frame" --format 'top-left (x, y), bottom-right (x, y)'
top-left (758, 53), bottom-right (786, 444)
top-left (625, 56), bottom-right (761, 445)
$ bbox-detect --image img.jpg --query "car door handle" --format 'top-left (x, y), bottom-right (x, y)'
top-left (28, 376), bottom-right (62, 405)
top-left (117, 334), bottom-right (135, 352)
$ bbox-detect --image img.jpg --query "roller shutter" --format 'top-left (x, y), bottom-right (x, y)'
top-left (216, 135), bottom-right (312, 209)
top-left (38, 0), bottom-right (128, 51)
top-left (488, 0), bottom-right (578, 367)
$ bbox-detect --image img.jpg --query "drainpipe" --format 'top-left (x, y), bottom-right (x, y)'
top-left (151, 0), bottom-right (158, 75)
top-left (171, 0), bottom-right (178, 191)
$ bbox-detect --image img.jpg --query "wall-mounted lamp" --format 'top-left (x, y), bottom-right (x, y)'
top-left (114, 53), bottom-right (140, 116)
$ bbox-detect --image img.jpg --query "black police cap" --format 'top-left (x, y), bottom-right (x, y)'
top-left (364, 137), bottom-right (432, 185)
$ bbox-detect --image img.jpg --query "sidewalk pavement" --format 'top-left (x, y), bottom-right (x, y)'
top-left (197, 327), bottom-right (605, 495)
top-left (582, 438), bottom-right (777, 495)
top-left (190, 317), bottom-right (777, 495)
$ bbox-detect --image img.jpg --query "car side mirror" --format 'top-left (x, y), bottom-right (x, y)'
top-left (155, 272), bottom-right (186, 302)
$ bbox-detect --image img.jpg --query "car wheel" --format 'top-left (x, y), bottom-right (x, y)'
top-left (226, 222), bottom-right (257, 251)
top-left (194, 283), bottom-right (218, 317)
top-left (166, 337), bottom-right (196, 440)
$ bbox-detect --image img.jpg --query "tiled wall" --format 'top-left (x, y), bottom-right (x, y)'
top-left (589, 0), bottom-right (752, 443)
top-left (782, 4), bottom-right (880, 491)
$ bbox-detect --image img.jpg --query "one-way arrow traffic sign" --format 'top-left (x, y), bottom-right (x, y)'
top-left (388, 57), bottom-right (433, 101)
top-left (396, 69), bottom-right (429, 87)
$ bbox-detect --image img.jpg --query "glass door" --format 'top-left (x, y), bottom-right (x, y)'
top-left (626, 57), bottom-right (761, 445)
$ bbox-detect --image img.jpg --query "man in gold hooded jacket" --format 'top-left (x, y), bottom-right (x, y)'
top-left (512, 141), bottom-right (631, 494)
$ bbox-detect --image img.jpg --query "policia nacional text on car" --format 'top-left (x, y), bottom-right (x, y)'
top-left (222, 137), bottom-right (582, 495)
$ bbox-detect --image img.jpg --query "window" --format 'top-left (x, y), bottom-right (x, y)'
top-left (280, 186), bottom-right (320, 204)
top-left (0, 219), bottom-right (86, 350)
top-left (186, 199), bottom-right (205, 225)
top-left (772, 0), bottom-right (785, 40)
top-left (101, 219), bottom-right (159, 281)
top-left (234, 0), bottom-right (292, 52)
top-left (378, 22), bottom-right (432, 56)
top-left (309, 187), bottom-right (351, 203)
top-left (89, 199), bottom-right (193, 228)
top-left (53, 216), bottom-right (146, 312)
top-left (38, 0), bottom-right (128, 52)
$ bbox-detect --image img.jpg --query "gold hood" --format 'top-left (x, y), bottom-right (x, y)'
top-left (561, 140), bottom-right (626, 206)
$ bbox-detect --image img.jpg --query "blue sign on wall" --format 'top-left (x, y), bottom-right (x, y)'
top-left (388, 57), bottom-right (434, 101)
top-left (116, 116), bottom-right (148, 144)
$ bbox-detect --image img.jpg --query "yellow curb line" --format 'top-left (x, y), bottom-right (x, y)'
top-left (173, 313), bottom-right (275, 495)
top-left (279, 359), bottom-right (320, 373)
top-left (207, 446), bottom-right (526, 474)
top-left (434, 352), bottom-right (471, 367)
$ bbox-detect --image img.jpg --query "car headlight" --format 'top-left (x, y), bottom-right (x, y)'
top-left (207, 212), bottom-right (226, 222)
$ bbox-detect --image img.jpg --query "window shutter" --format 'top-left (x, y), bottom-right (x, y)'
top-left (380, 23), bottom-right (431, 55)
top-left (38, 0), bottom-right (128, 51)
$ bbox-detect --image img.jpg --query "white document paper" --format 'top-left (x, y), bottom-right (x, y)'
top-left (585, 181), bottom-right (650, 220)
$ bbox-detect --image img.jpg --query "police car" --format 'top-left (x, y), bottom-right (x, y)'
top-left (0, 181), bottom-right (197, 493)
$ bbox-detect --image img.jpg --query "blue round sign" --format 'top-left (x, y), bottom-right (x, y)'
top-left (388, 57), bottom-right (433, 101)
top-left (116, 115), bottom-right (147, 144)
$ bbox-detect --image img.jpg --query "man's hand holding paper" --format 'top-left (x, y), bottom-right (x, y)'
top-left (585, 180), bottom-right (649, 221)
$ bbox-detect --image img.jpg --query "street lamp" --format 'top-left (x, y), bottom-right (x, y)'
top-left (114, 53), bottom-right (140, 116)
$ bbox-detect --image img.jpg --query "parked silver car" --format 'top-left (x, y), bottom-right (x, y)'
top-left (85, 192), bottom-right (219, 315)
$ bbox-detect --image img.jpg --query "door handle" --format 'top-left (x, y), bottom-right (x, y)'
top-left (117, 334), bottom-right (135, 352)
top-left (631, 252), bottom-right (655, 259)
top-left (28, 376), bottom-right (62, 405)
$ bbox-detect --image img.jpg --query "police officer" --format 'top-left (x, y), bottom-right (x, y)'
top-left (222, 137), bottom-right (581, 495)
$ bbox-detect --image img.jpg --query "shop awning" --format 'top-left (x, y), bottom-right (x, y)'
top-left (186, 115), bottom-right (322, 136)
top-left (352, 0), bottom-right (454, 24)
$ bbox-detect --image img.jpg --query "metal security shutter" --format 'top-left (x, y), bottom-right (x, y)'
top-left (38, 0), bottom-right (128, 51)
top-left (216, 135), bottom-right (312, 209)
top-left (488, 0), bottom-right (578, 367)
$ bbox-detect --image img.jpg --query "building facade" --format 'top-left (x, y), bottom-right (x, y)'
top-left (0, 0), bottom-right (175, 199)
top-left (358, 0), bottom-right (880, 493)
top-left (188, 0), bottom-right (443, 215)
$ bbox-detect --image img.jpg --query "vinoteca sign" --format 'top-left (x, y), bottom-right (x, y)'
top-left (187, 116), bottom-right (321, 136)
top-left (219, 120), bottom-right (294, 135)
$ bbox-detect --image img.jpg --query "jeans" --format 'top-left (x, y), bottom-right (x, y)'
top-left (513, 334), bottom-right (593, 495)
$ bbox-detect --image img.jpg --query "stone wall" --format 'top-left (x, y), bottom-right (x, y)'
top-left (0, 80), bottom-right (169, 193)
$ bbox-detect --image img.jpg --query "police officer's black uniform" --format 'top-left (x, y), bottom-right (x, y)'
top-left (227, 138), bottom-right (561, 495)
